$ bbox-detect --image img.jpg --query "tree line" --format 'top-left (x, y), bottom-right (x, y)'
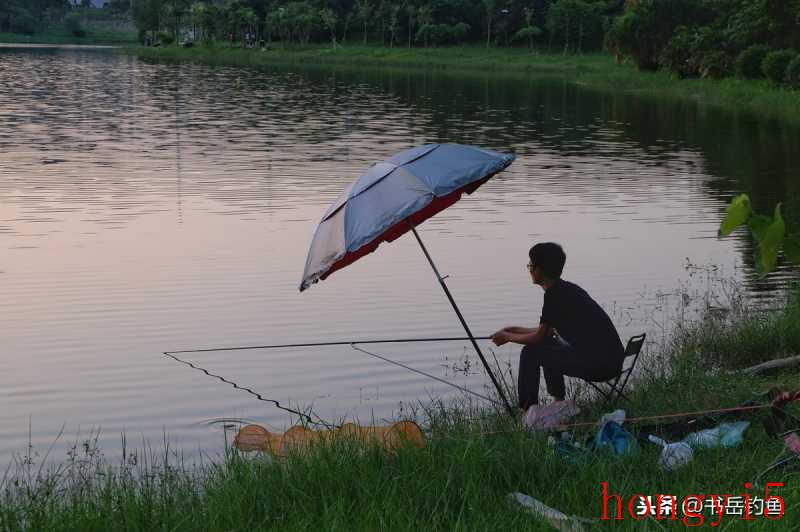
top-left (609, 0), bottom-right (800, 87)
top-left (1, 0), bottom-right (136, 35)
top-left (130, 0), bottom-right (800, 88)
top-left (131, 0), bottom-right (626, 51)
top-left (1, 0), bottom-right (71, 34)
top-left (5, 0), bottom-right (799, 88)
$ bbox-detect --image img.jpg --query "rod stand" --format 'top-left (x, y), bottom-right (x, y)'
top-left (408, 221), bottom-right (515, 416)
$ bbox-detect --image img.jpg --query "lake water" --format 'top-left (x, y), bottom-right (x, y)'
top-left (1, 45), bottom-right (798, 467)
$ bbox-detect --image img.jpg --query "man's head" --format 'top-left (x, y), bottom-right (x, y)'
top-left (527, 242), bottom-right (565, 286)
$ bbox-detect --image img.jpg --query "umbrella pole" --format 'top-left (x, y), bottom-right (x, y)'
top-left (409, 223), bottom-right (515, 416)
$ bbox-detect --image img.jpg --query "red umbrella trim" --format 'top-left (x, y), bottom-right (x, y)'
top-left (317, 174), bottom-right (494, 283)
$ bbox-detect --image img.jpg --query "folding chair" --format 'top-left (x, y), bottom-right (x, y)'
top-left (585, 333), bottom-right (646, 404)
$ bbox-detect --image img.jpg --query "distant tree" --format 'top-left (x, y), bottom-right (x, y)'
top-left (388, 4), bottom-right (400, 48)
top-left (512, 6), bottom-right (542, 50)
top-left (133, 0), bottom-right (164, 42)
top-left (265, 5), bottom-right (283, 43)
top-left (376, 0), bottom-right (392, 46)
top-left (416, 4), bottom-right (432, 47)
top-left (238, 5), bottom-right (258, 44)
top-left (546, 0), bottom-right (604, 54)
top-left (64, 11), bottom-right (86, 37)
top-left (405, 1), bottom-right (415, 48)
top-left (341, 10), bottom-right (353, 43)
top-left (482, 0), bottom-right (495, 48)
top-left (355, 0), bottom-right (372, 44)
top-left (106, 0), bottom-right (132, 16)
top-left (286, 1), bottom-right (314, 44)
top-left (0, 2), bottom-right (32, 34)
top-left (163, 0), bottom-right (192, 44)
top-left (319, 7), bottom-right (338, 48)
top-left (608, 0), bottom-right (705, 70)
top-left (190, 2), bottom-right (218, 42)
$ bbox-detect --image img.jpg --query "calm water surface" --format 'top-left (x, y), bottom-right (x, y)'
top-left (1, 46), bottom-right (799, 466)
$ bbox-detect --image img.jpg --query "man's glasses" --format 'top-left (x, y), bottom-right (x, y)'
top-left (526, 262), bottom-right (535, 271)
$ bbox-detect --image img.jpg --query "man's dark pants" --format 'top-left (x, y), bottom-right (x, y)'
top-left (518, 337), bottom-right (620, 410)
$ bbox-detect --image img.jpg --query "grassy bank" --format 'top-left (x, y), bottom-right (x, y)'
top-left (2, 286), bottom-right (800, 530)
top-left (132, 44), bottom-right (800, 126)
top-left (0, 27), bottom-right (136, 46)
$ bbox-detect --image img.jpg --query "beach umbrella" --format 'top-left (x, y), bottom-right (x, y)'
top-left (299, 143), bottom-right (516, 413)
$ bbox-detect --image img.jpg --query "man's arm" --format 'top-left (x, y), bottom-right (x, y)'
top-left (492, 323), bottom-right (552, 346)
top-left (502, 326), bottom-right (536, 335)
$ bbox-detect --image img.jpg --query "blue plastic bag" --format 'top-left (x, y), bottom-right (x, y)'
top-left (593, 421), bottom-right (638, 456)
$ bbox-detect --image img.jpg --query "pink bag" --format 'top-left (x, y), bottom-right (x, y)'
top-left (525, 400), bottom-right (580, 431)
top-left (784, 432), bottom-right (800, 455)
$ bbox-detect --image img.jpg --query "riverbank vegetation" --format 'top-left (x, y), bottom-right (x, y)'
top-left (136, 44), bottom-right (800, 127)
top-left (3, 281), bottom-right (800, 530)
top-left (125, 1), bottom-right (800, 89)
top-left (0, 1), bottom-right (135, 45)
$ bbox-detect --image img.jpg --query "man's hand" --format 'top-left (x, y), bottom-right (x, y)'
top-left (491, 330), bottom-right (510, 346)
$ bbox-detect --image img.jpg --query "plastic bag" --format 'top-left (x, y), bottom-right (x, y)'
top-left (682, 421), bottom-right (750, 449)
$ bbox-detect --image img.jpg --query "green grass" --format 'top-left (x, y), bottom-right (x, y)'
top-left (131, 43), bottom-right (800, 126)
top-left (3, 286), bottom-right (800, 530)
top-left (0, 26), bottom-right (136, 46)
top-left (671, 283), bottom-right (800, 370)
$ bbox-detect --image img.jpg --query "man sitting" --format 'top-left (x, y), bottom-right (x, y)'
top-left (491, 242), bottom-right (624, 410)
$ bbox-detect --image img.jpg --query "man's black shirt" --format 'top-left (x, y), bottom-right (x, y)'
top-left (540, 279), bottom-right (624, 366)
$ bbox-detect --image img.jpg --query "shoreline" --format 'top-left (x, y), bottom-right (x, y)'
top-left (0, 43), bottom-right (120, 49)
top-left (0, 31), bottom-right (136, 47)
top-left (3, 284), bottom-right (800, 529)
top-left (131, 44), bottom-right (800, 127)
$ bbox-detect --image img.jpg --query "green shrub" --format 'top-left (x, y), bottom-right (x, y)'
top-left (157, 31), bottom-right (175, 45)
top-left (786, 55), bottom-right (800, 88)
top-left (64, 12), bottom-right (86, 38)
top-left (546, 0), bottom-right (606, 53)
top-left (10, 12), bottom-right (38, 34)
top-left (660, 26), bottom-right (697, 77)
top-left (699, 51), bottom-right (732, 79)
top-left (415, 23), bottom-right (470, 47)
top-left (762, 49), bottom-right (795, 84)
top-left (609, 0), bottom-right (707, 71)
top-left (735, 44), bottom-right (770, 78)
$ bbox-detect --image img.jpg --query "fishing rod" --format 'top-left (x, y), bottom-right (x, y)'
top-left (163, 336), bottom-right (505, 411)
top-left (164, 336), bottom-right (493, 355)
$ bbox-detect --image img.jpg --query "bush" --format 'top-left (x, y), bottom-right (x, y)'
top-left (546, 0), bottom-right (606, 53)
top-left (660, 26), bottom-right (697, 78)
top-left (608, 0), bottom-right (707, 71)
top-left (64, 12), bottom-right (86, 38)
top-left (735, 44), bottom-right (770, 79)
top-left (786, 55), bottom-right (800, 88)
top-left (762, 49), bottom-right (795, 84)
top-left (10, 13), bottom-right (38, 34)
top-left (698, 51), bottom-right (732, 79)
top-left (415, 23), bottom-right (470, 47)
top-left (156, 31), bottom-right (175, 45)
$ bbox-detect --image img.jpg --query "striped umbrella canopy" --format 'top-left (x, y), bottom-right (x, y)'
top-left (299, 143), bottom-right (515, 292)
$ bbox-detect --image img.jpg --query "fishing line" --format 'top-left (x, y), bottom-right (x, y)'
top-left (163, 352), bottom-right (331, 428)
top-left (162, 336), bottom-right (504, 417)
top-left (165, 336), bottom-right (493, 355)
top-left (349, 343), bottom-right (501, 406)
